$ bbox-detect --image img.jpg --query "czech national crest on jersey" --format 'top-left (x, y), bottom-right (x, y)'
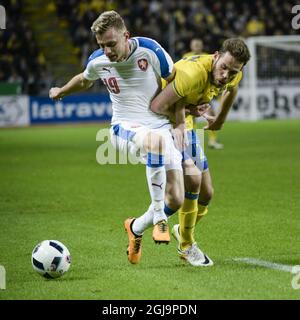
top-left (138, 59), bottom-right (148, 71)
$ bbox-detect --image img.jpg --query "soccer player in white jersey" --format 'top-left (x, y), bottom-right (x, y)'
top-left (49, 11), bottom-right (184, 264)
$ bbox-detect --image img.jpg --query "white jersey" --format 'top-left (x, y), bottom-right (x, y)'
top-left (83, 37), bottom-right (173, 129)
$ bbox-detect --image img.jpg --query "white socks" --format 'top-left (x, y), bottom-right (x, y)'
top-left (132, 153), bottom-right (168, 235)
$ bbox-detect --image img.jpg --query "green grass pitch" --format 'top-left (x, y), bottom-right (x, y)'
top-left (0, 119), bottom-right (300, 300)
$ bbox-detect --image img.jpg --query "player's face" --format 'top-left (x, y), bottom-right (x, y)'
top-left (212, 52), bottom-right (243, 87)
top-left (96, 28), bottom-right (130, 62)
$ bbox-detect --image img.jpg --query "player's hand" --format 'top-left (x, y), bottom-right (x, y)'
top-left (49, 87), bottom-right (64, 101)
top-left (202, 112), bottom-right (224, 130)
top-left (171, 127), bottom-right (187, 152)
top-left (187, 103), bottom-right (211, 117)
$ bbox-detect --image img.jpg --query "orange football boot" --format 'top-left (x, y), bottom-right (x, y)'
top-left (124, 218), bottom-right (142, 264)
top-left (152, 220), bottom-right (170, 244)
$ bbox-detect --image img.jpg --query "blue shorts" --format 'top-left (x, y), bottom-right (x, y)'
top-left (182, 129), bottom-right (208, 172)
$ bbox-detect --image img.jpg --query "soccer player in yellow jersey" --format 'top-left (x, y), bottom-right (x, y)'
top-left (183, 38), bottom-right (224, 149)
top-left (151, 38), bottom-right (250, 266)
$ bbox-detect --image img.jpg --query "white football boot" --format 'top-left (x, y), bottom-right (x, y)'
top-left (172, 224), bottom-right (213, 267)
top-left (208, 141), bottom-right (224, 150)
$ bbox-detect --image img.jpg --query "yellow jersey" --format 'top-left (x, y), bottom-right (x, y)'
top-left (171, 54), bottom-right (242, 130)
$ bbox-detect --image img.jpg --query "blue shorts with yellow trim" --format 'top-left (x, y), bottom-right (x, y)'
top-left (182, 129), bottom-right (208, 172)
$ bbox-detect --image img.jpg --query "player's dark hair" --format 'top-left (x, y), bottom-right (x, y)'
top-left (220, 38), bottom-right (251, 66)
top-left (91, 10), bottom-right (126, 35)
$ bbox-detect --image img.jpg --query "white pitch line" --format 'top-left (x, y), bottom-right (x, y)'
top-left (233, 257), bottom-right (298, 274)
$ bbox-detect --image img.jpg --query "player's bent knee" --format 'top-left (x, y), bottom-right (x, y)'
top-left (201, 186), bottom-right (214, 203)
top-left (166, 188), bottom-right (184, 211)
top-left (207, 186), bottom-right (214, 201)
top-left (184, 174), bottom-right (201, 193)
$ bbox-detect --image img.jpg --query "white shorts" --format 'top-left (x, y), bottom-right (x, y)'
top-left (110, 122), bottom-right (182, 171)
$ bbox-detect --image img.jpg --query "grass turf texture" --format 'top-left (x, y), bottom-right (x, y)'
top-left (0, 120), bottom-right (300, 300)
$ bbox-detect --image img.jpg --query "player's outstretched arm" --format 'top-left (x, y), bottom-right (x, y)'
top-left (49, 73), bottom-right (94, 100)
top-left (204, 87), bottom-right (238, 130)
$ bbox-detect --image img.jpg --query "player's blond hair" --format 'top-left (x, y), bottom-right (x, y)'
top-left (91, 11), bottom-right (127, 35)
top-left (220, 38), bottom-right (251, 66)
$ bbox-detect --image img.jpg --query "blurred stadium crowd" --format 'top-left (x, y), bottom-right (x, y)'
top-left (0, 0), bottom-right (297, 95)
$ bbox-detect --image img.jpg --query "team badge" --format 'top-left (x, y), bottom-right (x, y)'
top-left (138, 59), bottom-right (148, 71)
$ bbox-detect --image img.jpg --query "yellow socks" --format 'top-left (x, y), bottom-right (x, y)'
top-left (208, 130), bottom-right (217, 143)
top-left (179, 192), bottom-right (198, 250)
top-left (196, 203), bottom-right (208, 224)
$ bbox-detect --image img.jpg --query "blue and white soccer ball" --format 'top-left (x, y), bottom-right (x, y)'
top-left (31, 240), bottom-right (71, 279)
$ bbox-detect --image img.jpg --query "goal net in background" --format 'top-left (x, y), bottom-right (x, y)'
top-left (228, 35), bottom-right (300, 121)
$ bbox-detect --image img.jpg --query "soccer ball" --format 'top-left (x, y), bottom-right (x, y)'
top-left (31, 240), bottom-right (71, 279)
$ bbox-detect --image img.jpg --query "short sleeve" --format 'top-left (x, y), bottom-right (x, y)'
top-left (83, 60), bottom-right (100, 81)
top-left (172, 62), bottom-right (208, 98)
top-left (83, 48), bottom-right (105, 81)
top-left (135, 37), bottom-right (174, 79)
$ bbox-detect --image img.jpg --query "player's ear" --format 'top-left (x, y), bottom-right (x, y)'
top-left (124, 30), bottom-right (130, 40)
top-left (213, 51), bottom-right (220, 60)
